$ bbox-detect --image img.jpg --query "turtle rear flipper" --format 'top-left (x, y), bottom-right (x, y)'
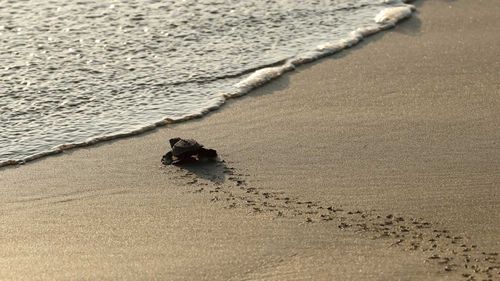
top-left (161, 151), bottom-right (174, 165)
top-left (198, 148), bottom-right (217, 159)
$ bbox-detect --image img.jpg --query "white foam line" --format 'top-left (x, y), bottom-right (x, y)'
top-left (224, 3), bottom-right (416, 99)
top-left (225, 63), bottom-right (295, 98)
top-left (375, 4), bottom-right (415, 26)
top-left (0, 3), bottom-right (416, 169)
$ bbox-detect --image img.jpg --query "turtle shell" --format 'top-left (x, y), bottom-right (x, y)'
top-left (171, 138), bottom-right (202, 157)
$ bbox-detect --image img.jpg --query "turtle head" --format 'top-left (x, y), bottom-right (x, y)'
top-left (169, 137), bottom-right (181, 147)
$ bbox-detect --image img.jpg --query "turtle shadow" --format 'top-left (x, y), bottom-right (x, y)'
top-left (175, 158), bottom-right (228, 184)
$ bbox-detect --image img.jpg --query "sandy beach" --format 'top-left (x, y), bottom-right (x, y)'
top-left (1, 0), bottom-right (499, 280)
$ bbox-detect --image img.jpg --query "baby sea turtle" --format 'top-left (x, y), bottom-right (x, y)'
top-left (161, 137), bottom-right (217, 165)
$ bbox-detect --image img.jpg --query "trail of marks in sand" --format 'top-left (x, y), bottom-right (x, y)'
top-left (163, 159), bottom-right (500, 281)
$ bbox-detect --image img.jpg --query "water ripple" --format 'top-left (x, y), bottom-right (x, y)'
top-left (0, 0), bottom-right (413, 166)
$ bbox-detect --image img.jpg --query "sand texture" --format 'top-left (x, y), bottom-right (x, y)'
top-left (1, 0), bottom-right (499, 280)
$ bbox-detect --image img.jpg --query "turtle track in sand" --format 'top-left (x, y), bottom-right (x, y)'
top-left (162, 159), bottom-right (500, 281)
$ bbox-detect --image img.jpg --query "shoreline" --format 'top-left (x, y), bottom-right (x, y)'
top-left (1, 1), bottom-right (499, 280)
top-left (0, 3), bottom-right (415, 169)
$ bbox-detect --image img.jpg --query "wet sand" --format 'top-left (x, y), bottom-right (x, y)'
top-left (1, 1), bottom-right (499, 280)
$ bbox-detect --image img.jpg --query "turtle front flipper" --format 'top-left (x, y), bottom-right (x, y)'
top-left (161, 151), bottom-right (174, 165)
top-left (169, 137), bottom-right (181, 148)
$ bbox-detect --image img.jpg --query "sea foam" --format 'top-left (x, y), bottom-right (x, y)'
top-left (375, 5), bottom-right (415, 26)
top-left (0, 1), bottom-right (417, 168)
top-left (225, 4), bottom-right (417, 101)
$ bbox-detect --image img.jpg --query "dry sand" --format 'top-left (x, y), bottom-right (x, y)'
top-left (1, 0), bottom-right (499, 280)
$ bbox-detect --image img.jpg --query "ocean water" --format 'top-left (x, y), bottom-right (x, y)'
top-left (0, 0), bottom-right (414, 167)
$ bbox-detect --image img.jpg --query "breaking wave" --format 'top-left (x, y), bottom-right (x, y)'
top-left (0, 1), bottom-right (415, 168)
